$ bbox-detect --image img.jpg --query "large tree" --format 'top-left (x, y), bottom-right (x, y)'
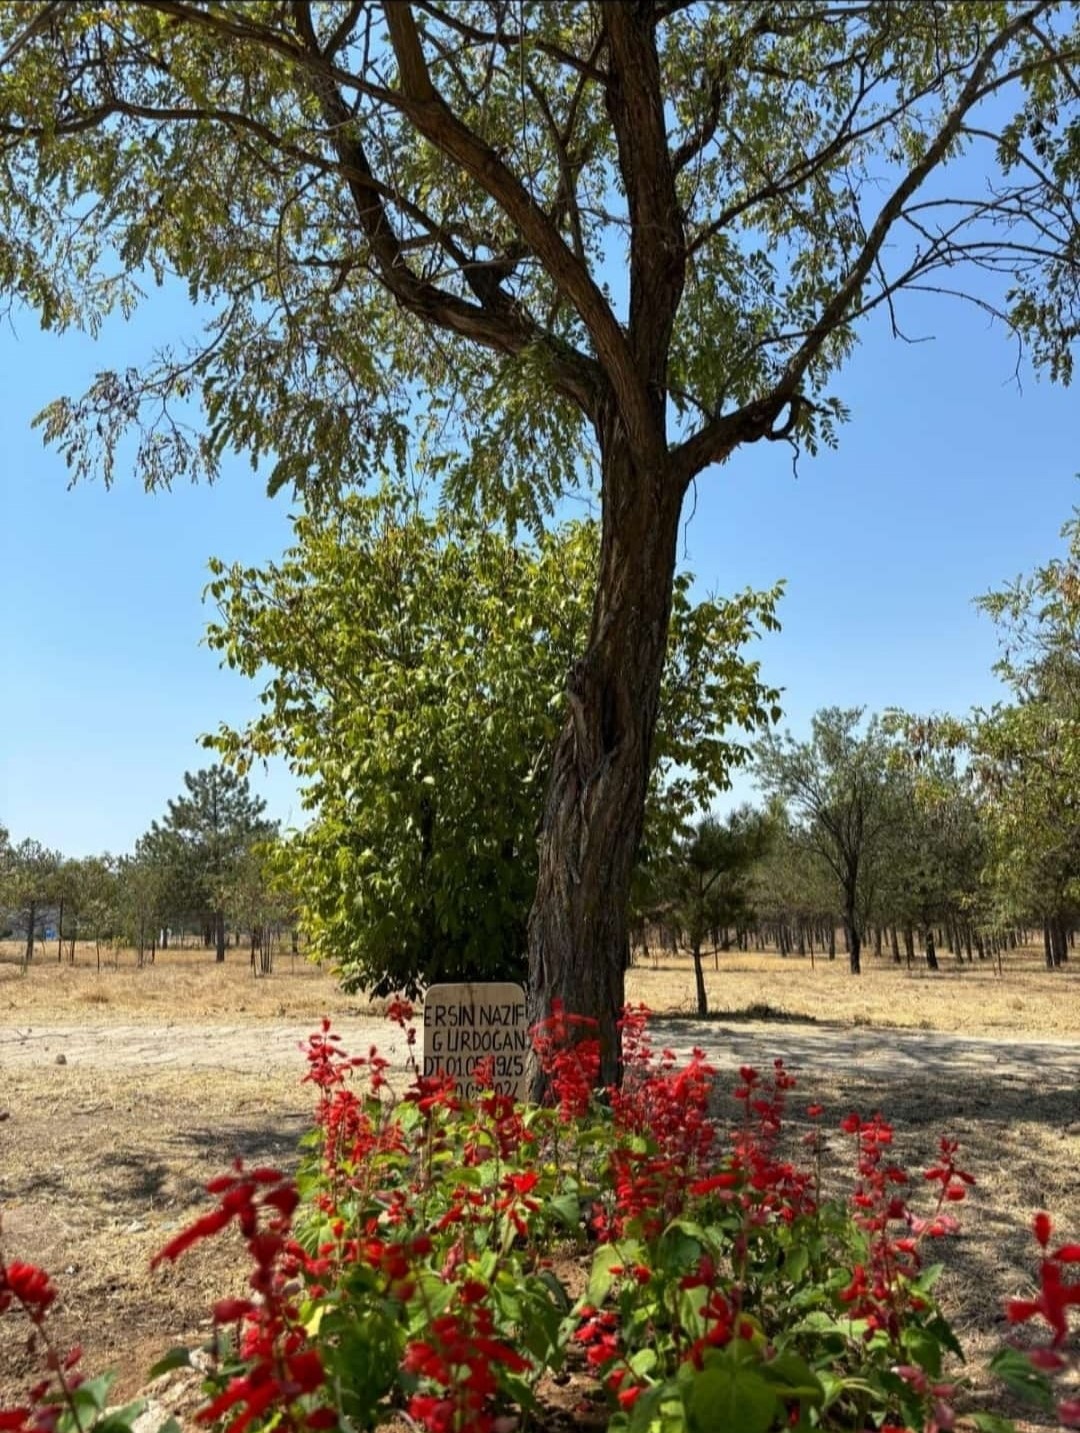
top-left (205, 491), bottom-right (781, 994)
top-left (2, 4), bottom-right (1078, 1077)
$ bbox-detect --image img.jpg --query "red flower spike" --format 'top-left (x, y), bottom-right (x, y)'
top-left (1034, 1212), bottom-right (1053, 1247)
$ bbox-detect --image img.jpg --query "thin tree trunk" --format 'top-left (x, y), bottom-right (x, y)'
top-left (215, 910), bottom-right (227, 963)
top-left (56, 896), bottom-right (64, 962)
top-left (691, 939), bottom-right (708, 1018)
top-left (24, 902), bottom-right (36, 968)
top-left (890, 926), bottom-right (901, 964)
top-left (528, 432), bottom-right (682, 1090)
top-left (925, 928), bottom-right (939, 971)
top-left (844, 901), bottom-right (861, 975)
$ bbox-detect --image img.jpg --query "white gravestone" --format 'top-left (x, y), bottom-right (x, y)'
top-left (422, 981), bottom-right (529, 1102)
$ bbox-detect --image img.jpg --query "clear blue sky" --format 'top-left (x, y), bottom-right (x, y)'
top-left (1, 281), bottom-right (1076, 857)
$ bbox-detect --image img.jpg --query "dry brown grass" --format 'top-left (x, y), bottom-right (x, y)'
top-left (3, 937), bottom-right (1077, 1034)
top-left (626, 943), bottom-right (1080, 1037)
top-left (0, 940), bottom-right (368, 1022)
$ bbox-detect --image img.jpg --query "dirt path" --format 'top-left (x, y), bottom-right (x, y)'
top-left (2, 1014), bottom-right (1078, 1085)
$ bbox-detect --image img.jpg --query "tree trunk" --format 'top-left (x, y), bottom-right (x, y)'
top-left (827, 924), bottom-right (836, 960)
top-left (925, 928), bottom-right (939, 971)
top-left (527, 431), bottom-right (682, 1090)
top-left (903, 923), bottom-right (915, 968)
top-left (215, 910), bottom-right (227, 963)
top-left (844, 901), bottom-right (861, 975)
top-left (890, 926), bottom-right (901, 964)
top-left (847, 925), bottom-right (861, 974)
top-left (56, 896), bottom-right (64, 962)
top-left (691, 939), bottom-right (708, 1018)
top-left (23, 901), bottom-right (36, 968)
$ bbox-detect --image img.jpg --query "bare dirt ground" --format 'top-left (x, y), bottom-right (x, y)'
top-left (1, 942), bottom-right (1078, 1426)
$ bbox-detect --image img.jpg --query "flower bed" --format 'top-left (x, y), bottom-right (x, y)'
top-left (2, 1004), bottom-right (1077, 1433)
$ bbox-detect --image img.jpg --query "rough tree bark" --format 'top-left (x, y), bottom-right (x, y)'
top-left (528, 425), bottom-right (683, 1087)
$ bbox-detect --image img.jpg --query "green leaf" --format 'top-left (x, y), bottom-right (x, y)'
top-left (630, 1347), bottom-right (659, 1377)
top-left (989, 1348), bottom-right (1055, 1411)
top-left (147, 1347), bottom-right (193, 1379)
top-left (86, 1410), bottom-right (148, 1433)
top-left (783, 1244), bottom-right (810, 1284)
top-left (587, 1243), bottom-right (628, 1307)
top-left (76, 1374), bottom-right (115, 1414)
top-left (969, 1413), bottom-right (1019, 1433)
top-left (685, 1365), bottom-right (777, 1433)
top-left (757, 1352), bottom-right (824, 1404)
top-left (900, 1325), bottom-right (943, 1379)
top-left (548, 1192), bottom-right (581, 1229)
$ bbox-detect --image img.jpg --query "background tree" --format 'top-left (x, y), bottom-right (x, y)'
top-left (659, 807), bottom-right (774, 1016)
top-left (750, 814), bottom-right (840, 961)
top-left (2, 4), bottom-right (1079, 1076)
top-left (142, 766), bottom-right (276, 962)
top-left (206, 495), bottom-right (781, 994)
top-left (74, 854), bottom-right (122, 967)
top-left (2, 838), bottom-right (62, 969)
top-left (755, 709), bottom-right (906, 974)
top-left (117, 849), bottom-right (170, 968)
top-left (0, 822), bottom-right (11, 935)
top-left (220, 841), bottom-right (290, 976)
top-left (974, 510), bottom-right (1080, 962)
top-left (896, 512), bottom-right (1080, 966)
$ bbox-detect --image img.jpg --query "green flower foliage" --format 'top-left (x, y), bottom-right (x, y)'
top-left (203, 492), bottom-right (782, 993)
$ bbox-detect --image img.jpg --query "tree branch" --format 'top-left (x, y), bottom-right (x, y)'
top-left (288, 2), bottom-right (601, 417)
top-left (604, 3), bottom-right (686, 387)
top-left (380, 2), bottom-right (661, 462)
top-left (674, 0), bottom-right (1061, 482)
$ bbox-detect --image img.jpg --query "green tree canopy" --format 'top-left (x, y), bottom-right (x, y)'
top-left (655, 806), bottom-right (775, 1016)
top-left (1, 836), bottom-right (62, 968)
top-left (755, 708), bottom-right (907, 974)
top-left (205, 493), bottom-right (782, 994)
top-left (2, 3), bottom-right (1078, 1077)
top-left (959, 511), bottom-right (1080, 955)
top-left (140, 765), bottom-right (276, 961)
